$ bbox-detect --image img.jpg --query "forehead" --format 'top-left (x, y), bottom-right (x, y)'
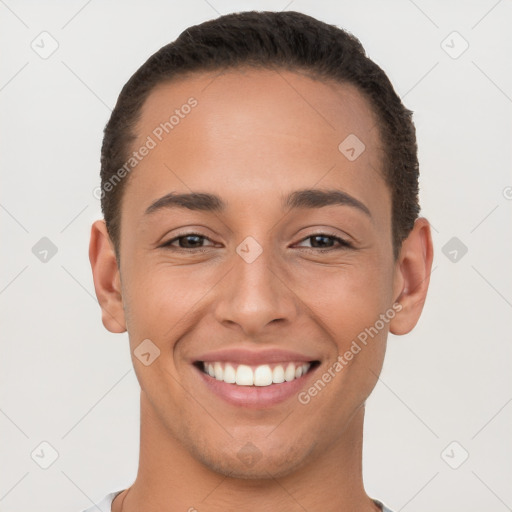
top-left (123, 68), bottom-right (388, 222)
top-left (138, 67), bottom-right (381, 156)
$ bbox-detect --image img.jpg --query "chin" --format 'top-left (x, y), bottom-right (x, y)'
top-left (189, 437), bottom-right (316, 481)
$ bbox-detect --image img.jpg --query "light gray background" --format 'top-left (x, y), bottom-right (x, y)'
top-left (1, 1), bottom-right (511, 511)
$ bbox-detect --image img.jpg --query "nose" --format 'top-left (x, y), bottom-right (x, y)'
top-left (213, 245), bottom-right (299, 337)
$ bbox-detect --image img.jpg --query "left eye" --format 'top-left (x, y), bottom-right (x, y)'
top-left (296, 234), bottom-right (352, 250)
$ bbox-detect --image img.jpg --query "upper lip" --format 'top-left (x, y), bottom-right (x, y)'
top-left (194, 348), bottom-right (319, 366)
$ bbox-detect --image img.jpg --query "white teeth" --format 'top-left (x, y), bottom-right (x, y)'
top-left (236, 364), bottom-right (254, 386)
top-left (272, 365), bottom-right (285, 384)
top-left (202, 361), bottom-right (313, 386)
top-left (284, 363), bottom-right (296, 382)
top-left (223, 363), bottom-right (236, 383)
top-left (214, 362), bottom-right (223, 381)
top-left (254, 365), bottom-right (273, 386)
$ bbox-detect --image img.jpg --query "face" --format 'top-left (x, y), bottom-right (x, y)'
top-left (94, 68), bottom-right (421, 479)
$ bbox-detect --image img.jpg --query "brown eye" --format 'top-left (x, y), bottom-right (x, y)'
top-left (296, 234), bottom-right (352, 251)
top-left (161, 233), bottom-right (214, 250)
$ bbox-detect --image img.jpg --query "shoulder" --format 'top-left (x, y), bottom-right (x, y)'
top-left (373, 498), bottom-right (396, 512)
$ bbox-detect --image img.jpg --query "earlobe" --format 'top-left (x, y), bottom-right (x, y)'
top-left (89, 219), bottom-right (127, 333)
top-left (389, 217), bottom-right (434, 336)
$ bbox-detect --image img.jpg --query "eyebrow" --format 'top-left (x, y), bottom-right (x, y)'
top-left (144, 188), bottom-right (371, 218)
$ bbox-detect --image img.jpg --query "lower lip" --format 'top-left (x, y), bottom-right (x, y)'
top-left (194, 364), bottom-right (318, 408)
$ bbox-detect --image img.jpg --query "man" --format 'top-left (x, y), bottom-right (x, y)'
top-left (86, 10), bottom-right (433, 512)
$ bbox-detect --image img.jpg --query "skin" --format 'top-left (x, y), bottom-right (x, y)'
top-left (89, 68), bottom-right (433, 512)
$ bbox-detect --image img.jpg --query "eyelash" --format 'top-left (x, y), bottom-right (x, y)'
top-left (160, 232), bottom-right (353, 252)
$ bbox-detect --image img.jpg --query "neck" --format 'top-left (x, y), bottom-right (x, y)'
top-left (115, 391), bottom-right (378, 512)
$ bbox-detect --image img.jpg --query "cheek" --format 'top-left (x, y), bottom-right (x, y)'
top-left (121, 263), bottom-right (218, 356)
top-left (294, 259), bottom-right (394, 337)
top-left (294, 259), bottom-right (393, 400)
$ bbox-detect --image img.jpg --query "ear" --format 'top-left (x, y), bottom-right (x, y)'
top-left (89, 219), bottom-right (127, 333)
top-left (389, 217), bottom-right (434, 335)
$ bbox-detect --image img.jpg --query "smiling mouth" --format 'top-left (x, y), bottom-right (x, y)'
top-left (194, 360), bottom-right (320, 386)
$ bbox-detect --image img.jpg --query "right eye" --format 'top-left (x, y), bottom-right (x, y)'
top-left (160, 233), bottom-right (216, 250)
